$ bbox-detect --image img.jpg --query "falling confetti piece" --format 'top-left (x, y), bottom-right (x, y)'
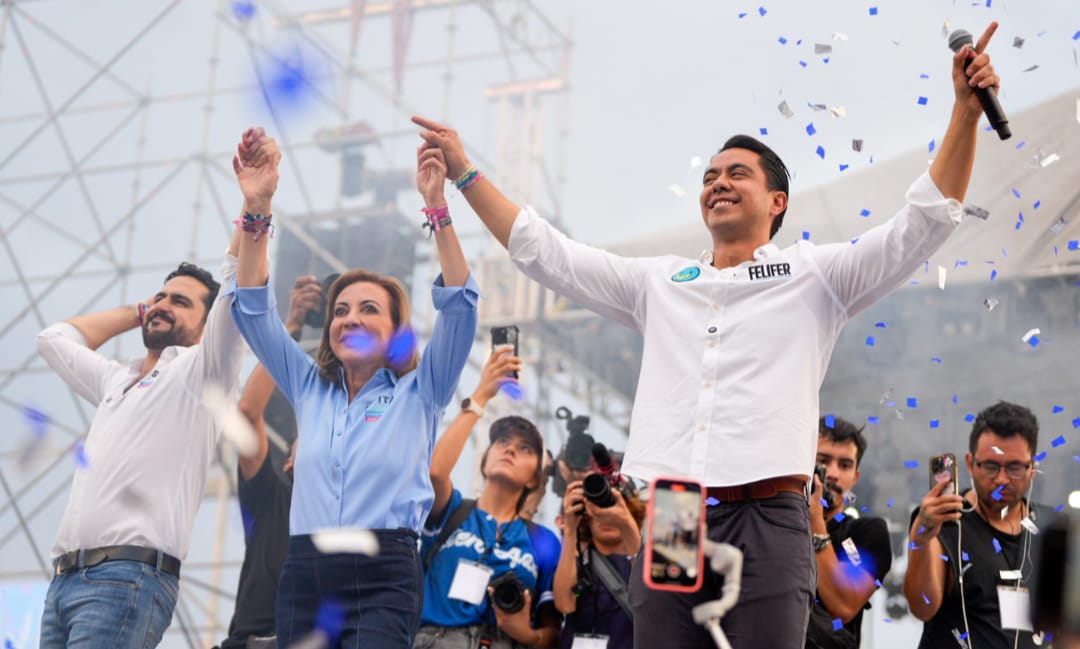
top-left (918, 96), bottom-right (929, 106)
top-left (1012, 188), bottom-right (1022, 199)
top-left (832, 32), bottom-right (849, 41)
top-left (833, 618), bottom-right (844, 631)
top-left (930, 420), bottom-right (940, 428)
top-left (990, 269), bottom-right (998, 281)
top-left (778, 100), bottom-right (794, 118)
top-left (991, 485), bottom-right (1004, 501)
top-left (1021, 328), bottom-right (1040, 344)
top-left (342, 330), bottom-right (380, 357)
top-left (74, 442), bottom-right (89, 469)
top-left (1034, 451), bottom-right (1047, 462)
top-left (1052, 435), bottom-right (1066, 447)
top-left (387, 327), bottom-right (417, 369)
top-left (311, 528), bottom-right (380, 555)
top-left (992, 446), bottom-right (1004, 455)
top-left (865, 336), bottom-right (875, 347)
top-left (808, 103), bottom-right (828, 111)
top-left (499, 379), bottom-right (525, 402)
top-left (852, 139), bottom-right (864, 152)
top-left (816, 145), bottom-right (825, 159)
top-left (232, 0), bottom-right (256, 20)
top-left (964, 414), bottom-right (975, 423)
top-left (1023, 65), bottom-right (1040, 72)
top-left (1013, 36), bottom-right (1025, 48)
top-left (868, 416), bottom-right (880, 424)
top-left (1053, 405), bottom-right (1065, 414)
top-left (202, 384), bottom-right (260, 458)
top-left (825, 414), bottom-right (836, 428)
top-left (806, 122), bottom-right (817, 136)
top-left (706, 496), bottom-right (720, 506)
top-left (875, 322), bottom-right (886, 328)
top-left (904, 460), bottom-right (919, 469)
top-left (799, 60), bottom-right (808, 68)
top-left (907, 398), bottom-right (918, 408)
top-left (1032, 151), bottom-right (1060, 168)
top-left (815, 44), bottom-right (833, 54)
top-left (992, 538), bottom-right (1002, 554)
top-left (802, 231), bottom-right (811, 240)
top-left (668, 184), bottom-right (687, 198)
top-left (928, 138), bottom-right (936, 153)
top-left (689, 156), bottom-right (703, 169)
top-left (869, 7), bottom-right (878, 15)
top-left (886, 498), bottom-right (894, 507)
top-left (759, 127), bottom-right (769, 136)
top-left (759, 6), bottom-right (767, 16)
top-left (830, 106), bottom-right (847, 118)
top-left (778, 36), bottom-right (789, 45)
top-left (938, 266), bottom-right (947, 290)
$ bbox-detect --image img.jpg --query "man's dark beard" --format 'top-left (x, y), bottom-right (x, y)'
top-left (141, 318), bottom-right (190, 350)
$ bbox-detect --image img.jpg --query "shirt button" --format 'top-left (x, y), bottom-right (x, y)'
top-left (707, 326), bottom-right (717, 334)
top-left (335, 461), bottom-right (341, 468)
top-left (336, 431), bottom-right (342, 437)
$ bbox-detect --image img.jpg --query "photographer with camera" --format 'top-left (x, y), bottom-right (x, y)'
top-left (552, 448), bottom-right (644, 649)
top-left (806, 416), bottom-right (892, 649)
top-left (904, 401), bottom-right (1060, 648)
top-left (416, 346), bottom-right (561, 649)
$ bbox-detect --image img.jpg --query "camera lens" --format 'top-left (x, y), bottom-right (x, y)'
top-left (583, 473), bottom-right (616, 508)
top-left (490, 574), bottom-right (526, 613)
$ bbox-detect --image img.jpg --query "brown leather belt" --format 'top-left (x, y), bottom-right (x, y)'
top-left (53, 545), bottom-right (181, 579)
top-left (706, 476), bottom-right (807, 503)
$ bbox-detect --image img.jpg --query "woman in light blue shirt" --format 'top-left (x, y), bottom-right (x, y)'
top-left (229, 128), bottom-right (479, 648)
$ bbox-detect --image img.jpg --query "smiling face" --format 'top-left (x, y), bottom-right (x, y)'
top-left (141, 276), bottom-right (210, 350)
top-left (327, 281), bottom-right (396, 368)
top-left (699, 148), bottom-right (787, 244)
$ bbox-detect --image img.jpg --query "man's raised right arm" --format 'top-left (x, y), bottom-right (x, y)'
top-left (36, 304), bottom-right (139, 403)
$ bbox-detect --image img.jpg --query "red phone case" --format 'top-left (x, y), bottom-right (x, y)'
top-left (643, 477), bottom-right (706, 593)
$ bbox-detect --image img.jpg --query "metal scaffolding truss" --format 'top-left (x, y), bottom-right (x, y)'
top-left (0, 1), bottom-right (634, 646)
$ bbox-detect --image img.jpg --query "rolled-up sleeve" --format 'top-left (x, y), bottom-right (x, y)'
top-left (415, 274), bottom-right (480, 410)
top-left (229, 280), bottom-right (315, 405)
top-left (817, 170), bottom-right (963, 318)
top-left (36, 323), bottom-right (118, 404)
top-left (192, 253), bottom-right (248, 394)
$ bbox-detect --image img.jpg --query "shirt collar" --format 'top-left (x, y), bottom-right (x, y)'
top-left (336, 365), bottom-right (399, 392)
top-left (698, 243), bottom-right (781, 267)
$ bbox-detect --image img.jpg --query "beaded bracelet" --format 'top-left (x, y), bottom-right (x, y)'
top-left (233, 212), bottom-right (275, 241)
top-left (421, 205), bottom-right (453, 237)
top-left (453, 166), bottom-right (482, 192)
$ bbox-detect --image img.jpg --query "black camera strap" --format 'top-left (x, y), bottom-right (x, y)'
top-left (587, 546), bottom-right (633, 621)
top-left (423, 498), bottom-right (478, 571)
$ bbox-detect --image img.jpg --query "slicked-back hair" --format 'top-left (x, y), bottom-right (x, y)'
top-left (165, 262), bottom-right (220, 319)
top-left (819, 415), bottom-right (868, 468)
top-left (316, 269), bottom-right (419, 382)
top-left (969, 401), bottom-right (1038, 457)
top-left (718, 135), bottom-right (791, 239)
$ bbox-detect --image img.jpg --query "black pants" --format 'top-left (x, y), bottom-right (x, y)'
top-left (629, 492), bottom-right (815, 648)
top-left (276, 530), bottom-right (423, 649)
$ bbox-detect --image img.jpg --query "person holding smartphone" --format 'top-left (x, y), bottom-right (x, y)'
top-left (904, 401), bottom-right (1062, 648)
top-left (806, 416), bottom-right (892, 649)
top-left (416, 346), bottom-right (562, 649)
top-left (230, 129), bottom-right (479, 648)
top-left (411, 23), bottom-right (1002, 648)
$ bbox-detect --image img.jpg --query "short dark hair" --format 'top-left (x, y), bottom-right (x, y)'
top-left (969, 401), bottom-right (1038, 456)
top-left (165, 262), bottom-right (220, 317)
top-left (718, 135), bottom-right (791, 238)
top-left (819, 415), bottom-right (868, 467)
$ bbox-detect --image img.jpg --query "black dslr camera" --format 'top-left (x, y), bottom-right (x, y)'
top-left (552, 406), bottom-right (594, 498)
top-left (489, 572), bottom-right (529, 614)
top-left (814, 464), bottom-right (839, 511)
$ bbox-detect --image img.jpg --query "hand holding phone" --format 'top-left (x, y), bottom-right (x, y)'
top-left (490, 325), bottom-right (520, 379)
top-left (929, 453), bottom-right (959, 495)
top-left (644, 477), bottom-right (705, 592)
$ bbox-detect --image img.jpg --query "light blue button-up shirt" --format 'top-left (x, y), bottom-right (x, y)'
top-left (229, 274), bottom-right (479, 535)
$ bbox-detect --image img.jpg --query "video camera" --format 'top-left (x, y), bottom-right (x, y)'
top-left (552, 406), bottom-right (594, 498)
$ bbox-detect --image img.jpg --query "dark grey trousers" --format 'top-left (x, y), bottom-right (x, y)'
top-left (629, 492), bottom-right (815, 648)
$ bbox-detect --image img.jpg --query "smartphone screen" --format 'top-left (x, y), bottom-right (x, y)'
top-left (490, 325), bottom-right (520, 378)
top-left (644, 478), bottom-right (705, 592)
top-left (929, 453), bottom-right (959, 495)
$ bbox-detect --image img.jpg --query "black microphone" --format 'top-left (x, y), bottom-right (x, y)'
top-left (948, 29), bottom-right (1011, 140)
top-left (591, 443), bottom-right (622, 485)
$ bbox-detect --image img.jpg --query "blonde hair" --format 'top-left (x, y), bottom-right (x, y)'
top-left (315, 269), bottom-right (419, 382)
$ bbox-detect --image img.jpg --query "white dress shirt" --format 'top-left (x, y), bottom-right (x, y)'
top-left (507, 171), bottom-right (962, 486)
top-left (36, 253), bottom-right (245, 560)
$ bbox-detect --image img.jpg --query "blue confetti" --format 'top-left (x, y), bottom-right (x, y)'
top-left (706, 496), bottom-right (720, 506)
top-left (796, 39), bottom-right (803, 46)
top-left (875, 322), bottom-right (887, 328)
top-left (839, 164), bottom-right (849, 172)
top-left (240, 504), bottom-right (256, 538)
top-left (833, 618), bottom-right (844, 631)
top-left (990, 269), bottom-right (997, 281)
top-left (1059, 504), bottom-right (1067, 512)
top-left (1051, 435), bottom-right (1066, 447)
top-left (499, 379), bottom-right (525, 402)
top-left (22, 405), bottom-right (50, 437)
top-left (1028, 335), bottom-right (1040, 347)
top-left (759, 127), bottom-right (769, 135)
top-left (823, 57), bottom-right (830, 64)
top-left (985, 0), bottom-right (991, 6)
top-left (816, 145), bottom-right (825, 159)
top-left (921, 592), bottom-right (930, 605)
top-left (886, 401), bottom-right (896, 408)
top-left (886, 498), bottom-right (894, 508)
top-left (1016, 141), bottom-right (1026, 150)
top-left (865, 336), bottom-right (875, 347)
top-left (869, 6), bottom-right (878, 15)
top-left (386, 326), bottom-right (417, 369)
top-left (1069, 241), bottom-right (1079, 251)
top-left (868, 416), bottom-right (880, 425)
top-left (907, 397), bottom-right (918, 408)
top-left (1034, 200), bottom-right (1041, 209)
top-left (1073, 30), bottom-right (1080, 40)
top-left (991, 485), bottom-right (1004, 501)
top-left (930, 420), bottom-right (940, 428)
top-left (1034, 451), bottom-right (1047, 462)
top-left (806, 122), bottom-right (817, 136)
top-left (992, 538), bottom-right (1002, 554)
top-left (1053, 405), bottom-right (1064, 414)
top-left (860, 209), bottom-right (871, 217)
top-left (779, 36), bottom-right (788, 45)
top-left (316, 598), bottom-right (346, 644)
top-left (917, 96), bottom-right (928, 106)
top-left (74, 442), bottom-right (89, 469)
top-left (920, 73), bottom-right (930, 79)
top-left (964, 414), bottom-right (975, 423)
top-left (1012, 188), bottom-right (1022, 199)
top-left (342, 330), bottom-right (380, 357)
top-left (928, 138), bottom-right (936, 153)
top-left (952, 395), bottom-right (959, 405)
top-left (799, 60), bottom-right (808, 68)
top-left (833, 512), bottom-right (846, 522)
top-left (802, 231), bottom-right (811, 240)
top-left (962, 551), bottom-right (969, 561)
top-left (904, 460), bottom-right (919, 469)
top-left (232, 0), bottom-right (256, 20)
top-left (759, 6), bottom-right (767, 16)
top-left (940, 554), bottom-right (949, 562)
top-left (825, 414), bottom-right (836, 428)
top-left (738, 12), bottom-right (748, 18)
top-left (1073, 417), bottom-right (1080, 428)
top-left (931, 357), bottom-right (942, 364)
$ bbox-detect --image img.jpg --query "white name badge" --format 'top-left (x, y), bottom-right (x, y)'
top-left (997, 586), bottom-right (1033, 632)
top-left (571, 634), bottom-right (610, 649)
top-left (448, 559), bottom-right (493, 605)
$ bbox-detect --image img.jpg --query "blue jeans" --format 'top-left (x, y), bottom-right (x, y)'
top-left (40, 560), bottom-right (179, 649)
top-left (276, 530), bottom-right (423, 649)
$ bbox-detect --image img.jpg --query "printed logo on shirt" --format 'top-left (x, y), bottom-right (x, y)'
top-left (364, 403), bottom-right (388, 422)
top-left (671, 266), bottom-right (701, 283)
top-left (136, 369), bottom-right (161, 390)
top-left (747, 262), bottom-right (792, 282)
top-left (444, 530), bottom-right (539, 578)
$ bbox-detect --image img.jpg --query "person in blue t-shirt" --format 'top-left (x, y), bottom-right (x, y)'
top-left (415, 347), bottom-right (562, 649)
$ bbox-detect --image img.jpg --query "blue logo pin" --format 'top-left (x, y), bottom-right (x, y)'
top-left (671, 266), bottom-right (701, 283)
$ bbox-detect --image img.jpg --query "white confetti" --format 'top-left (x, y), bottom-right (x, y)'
top-left (963, 204), bottom-right (990, 221)
top-left (1001, 505), bottom-right (1009, 520)
top-left (1021, 517), bottom-right (1039, 535)
top-left (852, 139), bottom-right (864, 152)
top-left (289, 631), bottom-right (330, 649)
top-left (992, 446), bottom-right (1005, 455)
top-left (1012, 36), bottom-right (1025, 48)
top-left (832, 32), bottom-right (849, 41)
top-left (1031, 150), bottom-right (1060, 168)
top-left (311, 528), bottom-right (380, 556)
top-left (1076, 98), bottom-right (1080, 125)
top-left (808, 103), bottom-right (828, 111)
top-left (668, 184), bottom-right (687, 198)
top-left (202, 384), bottom-right (259, 458)
top-left (1033, 631), bottom-right (1045, 646)
top-left (1051, 217), bottom-right (1067, 234)
top-left (778, 100), bottom-right (794, 118)
top-left (1021, 328), bottom-right (1041, 344)
top-left (938, 266), bottom-right (947, 290)
top-left (689, 156), bottom-right (703, 169)
top-left (829, 106), bottom-right (847, 118)
top-left (984, 298), bottom-right (999, 311)
top-left (941, 20), bottom-right (951, 39)
top-left (814, 43), bottom-right (833, 54)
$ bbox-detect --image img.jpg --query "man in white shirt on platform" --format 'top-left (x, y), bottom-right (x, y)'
top-left (411, 22), bottom-right (1001, 648)
top-left (34, 219), bottom-right (259, 644)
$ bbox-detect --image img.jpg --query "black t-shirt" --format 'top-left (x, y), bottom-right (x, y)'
top-left (807, 514), bottom-right (892, 648)
top-left (221, 453), bottom-right (293, 648)
top-left (910, 500), bottom-right (1058, 649)
top-left (561, 551), bottom-right (633, 649)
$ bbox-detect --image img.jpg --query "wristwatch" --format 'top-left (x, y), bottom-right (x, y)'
top-left (461, 397), bottom-right (485, 418)
top-left (812, 533), bottom-right (832, 553)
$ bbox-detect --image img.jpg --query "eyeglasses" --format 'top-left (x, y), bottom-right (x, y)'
top-left (973, 460), bottom-right (1032, 481)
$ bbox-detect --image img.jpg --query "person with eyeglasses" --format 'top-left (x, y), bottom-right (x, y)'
top-left (904, 401), bottom-right (1063, 648)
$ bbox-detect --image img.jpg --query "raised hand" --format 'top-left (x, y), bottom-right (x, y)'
top-left (471, 345), bottom-right (523, 408)
top-left (951, 22), bottom-right (1000, 120)
top-left (416, 143), bottom-right (449, 206)
top-left (284, 275), bottom-right (322, 333)
top-left (910, 477), bottom-right (964, 543)
top-left (411, 115), bottom-right (471, 180)
top-left (232, 127), bottom-right (282, 206)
